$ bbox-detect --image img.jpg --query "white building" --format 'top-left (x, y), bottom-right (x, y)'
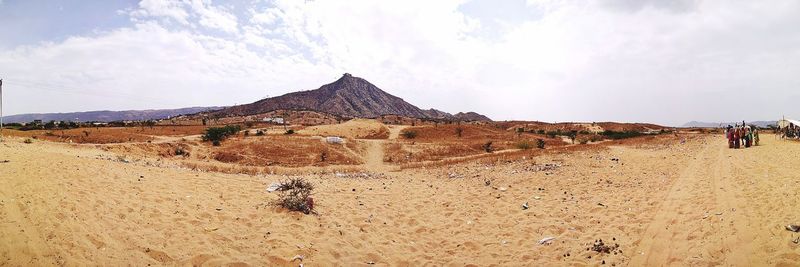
top-left (262, 117), bottom-right (285, 124)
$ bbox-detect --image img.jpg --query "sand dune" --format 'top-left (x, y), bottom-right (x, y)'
top-left (1, 135), bottom-right (800, 266)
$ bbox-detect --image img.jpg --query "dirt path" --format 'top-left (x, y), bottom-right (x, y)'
top-left (362, 140), bottom-right (393, 172)
top-left (631, 136), bottom-right (800, 266)
top-left (387, 125), bottom-right (408, 140)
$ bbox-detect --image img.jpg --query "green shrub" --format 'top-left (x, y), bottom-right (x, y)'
top-left (203, 125), bottom-right (242, 145)
top-left (537, 139), bottom-right (546, 149)
top-left (401, 130), bottom-right (417, 139)
top-left (600, 130), bottom-right (645, 140)
top-left (536, 129), bottom-right (545, 135)
top-left (482, 141), bottom-right (494, 153)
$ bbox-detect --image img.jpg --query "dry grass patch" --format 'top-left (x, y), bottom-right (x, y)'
top-left (211, 136), bottom-right (362, 167)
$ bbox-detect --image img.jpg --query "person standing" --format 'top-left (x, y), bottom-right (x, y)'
top-left (754, 128), bottom-right (760, 146)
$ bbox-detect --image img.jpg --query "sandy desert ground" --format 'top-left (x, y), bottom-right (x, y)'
top-left (2, 130), bottom-right (800, 266)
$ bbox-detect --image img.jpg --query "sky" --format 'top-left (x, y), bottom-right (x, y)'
top-left (1, 0), bottom-right (799, 126)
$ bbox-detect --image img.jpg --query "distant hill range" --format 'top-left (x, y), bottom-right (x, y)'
top-left (208, 73), bottom-right (491, 121)
top-left (683, 121), bottom-right (777, 128)
top-left (3, 107), bottom-right (222, 124)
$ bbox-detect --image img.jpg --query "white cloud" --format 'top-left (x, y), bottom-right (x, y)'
top-left (130, 0), bottom-right (191, 25)
top-left (187, 0), bottom-right (238, 33)
top-left (128, 0), bottom-right (238, 33)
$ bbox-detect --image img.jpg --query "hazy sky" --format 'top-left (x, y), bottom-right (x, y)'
top-left (1, 0), bottom-right (799, 125)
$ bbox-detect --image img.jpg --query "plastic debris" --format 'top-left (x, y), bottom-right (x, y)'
top-left (538, 237), bottom-right (556, 245)
top-left (266, 183), bottom-right (281, 192)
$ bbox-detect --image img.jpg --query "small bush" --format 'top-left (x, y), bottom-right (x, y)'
top-left (203, 125), bottom-right (241, 145)
top-left (482, 141), bottom-right (494, 153)
top-left (175, 147), bottom-right (188, 156)
top-left (285, 129), bottom-right (295, 135)
top-left (515, 140), bottom-right (533, 150)
top-left (600, 130), bottom-right (645, 140)
top-left (256, 130), bottom-right (265, 136)
top-left (401, 130), bottom-right (417, 139)
top-left (536, 139), bottom-right (546, 149)
top-left (273, 178), bottom-right (315, 214)
top-left (536, 129), bottom-right (545, 134)
top-left (455, 127), bottom-right (464, 137)
top-left (23, 138), bottom-right (33, 144)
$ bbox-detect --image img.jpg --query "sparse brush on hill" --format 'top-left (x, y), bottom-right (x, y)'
top-left (600, 130), bottom-right (645, 140)
top-left (272, 178), bottom-right (315, 214)
top-left (203, 125), bottom-right (242, 146)
top-left (23, 138), bottom-right (33, 144)
top-left (256, 130), bottom-right (265, 136)
top-left (401, 130), bottom-right (417, 139)
top-left (515, 140), bottom-right (533, 150)
top-left (537, 139), bottom-right (546, 149)
top-left (482, 141), bottom-right (494, 153)
top-left (284, 129), bottom-right (295, 135)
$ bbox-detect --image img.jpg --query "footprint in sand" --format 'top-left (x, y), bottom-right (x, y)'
top-left (145, 248), bottom-right (174, 263)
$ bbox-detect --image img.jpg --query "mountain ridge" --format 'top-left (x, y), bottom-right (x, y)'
top-left (3, 106), bottom-right (223, 124)
top-left (210, 73), bottom-right (491, 121)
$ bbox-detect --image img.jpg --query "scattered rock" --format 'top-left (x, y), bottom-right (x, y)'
top-left (522, 202), bottom-right (529, 210)
top-left (590, 239), bottom-right (619, 253)
top-left (786, 224), bottom-right (800, 232)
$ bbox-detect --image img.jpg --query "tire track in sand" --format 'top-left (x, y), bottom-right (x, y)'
top-left (630, 137), bottom-right (755, 266)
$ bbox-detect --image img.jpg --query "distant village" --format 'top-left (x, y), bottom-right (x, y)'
top-left (4, 115), bottom-right (288, 131)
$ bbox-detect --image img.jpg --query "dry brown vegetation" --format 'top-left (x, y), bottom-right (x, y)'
top-left (383, 124), bottom-right (568, 163)
top-left (5, 126), bottom-right (207, 144)
top-left (209, 136), bottom-right (362, 167)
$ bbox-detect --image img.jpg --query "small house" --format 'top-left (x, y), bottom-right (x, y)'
top-left (325, 136), bottom-right (343, 144)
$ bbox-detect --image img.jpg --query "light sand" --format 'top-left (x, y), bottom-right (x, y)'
top-left (2, 135), bottom-right (800, 266)
top-left (299, 119), bottom-right (389, 139)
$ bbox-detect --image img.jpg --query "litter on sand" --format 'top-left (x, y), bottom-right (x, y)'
top-left (538, 237), bottom-right (556, 245)
top-left (786, 224), bottom-right (800, 232)
top-left (266, 183), bottom-right (281, 192)
top-left (522, 202), bottom-right (529, 210)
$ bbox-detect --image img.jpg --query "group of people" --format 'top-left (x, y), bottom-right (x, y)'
top-left (725, 121), bottom-right (759, 149)
top-left (778, 123), bottom-right (800, 139)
